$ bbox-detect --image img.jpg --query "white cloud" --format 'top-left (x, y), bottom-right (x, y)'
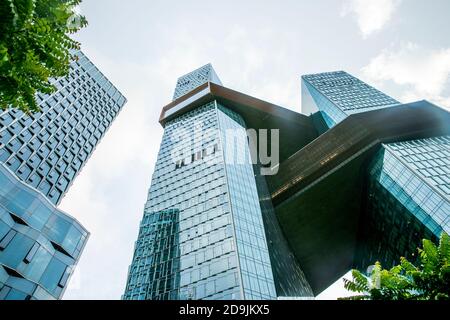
top-left (362, 43), bottom-right (450, 109)
top-left (341, 0), bottom-right (402, 38)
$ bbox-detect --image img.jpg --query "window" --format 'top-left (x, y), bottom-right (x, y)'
top-left (38, 180), bottom-right (51, 194)
top-left (27, 173), bottom-right (42, 188)
top-left (0, 230), bottom-right (17, 250)
top-left (17, 164), bottom-right (32, 180)
top-left (24, 243), bottom-right (39, 264)
top-left (48, 188), bottom-right (62, 203)
top-left (58, 267), bottom-right (71, 288)
top-left (9, 213), bottom-right (28, 226)
top-left (38, 162), bottom-right (51, 176)
top-left (0, 285), bottom-right (11, 300)
top-left (40, 257), bottom-right (66, 292)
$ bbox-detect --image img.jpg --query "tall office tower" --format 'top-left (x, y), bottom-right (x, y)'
top-left (299, 71), bottom-right (449, 274)
top-left (269, 71), bottom-right (449, 294)
top-left (125, 66), bottom-right (449, 300)
top-left (302, 71), bottom-right (399, 128)
top-left (123, 65), bottom-right (313, 300)
top-left (0, 50), bottom-right (126, 299)
top-left (0, 50), bottom-right (126, 205)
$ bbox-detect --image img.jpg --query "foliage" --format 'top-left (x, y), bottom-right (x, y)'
top-left (0, 0), bottom-right (87, 113)
top-left (340, 233), bottom-right (450, 300)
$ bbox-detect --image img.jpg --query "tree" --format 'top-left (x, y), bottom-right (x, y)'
top-left (340, 232), bottom-right (450, 300)
top-left (0, 0), bottom-right (87, 113)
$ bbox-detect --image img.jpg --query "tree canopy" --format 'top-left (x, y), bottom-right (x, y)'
top-left (0, 0), bottom-right (87, 113)
top-left (340, 233), bottom-right (450, 300)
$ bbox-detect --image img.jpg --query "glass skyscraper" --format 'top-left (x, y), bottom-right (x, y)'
top-left (124, 65), bottom-right (449, 299)
top-left (0, 50), bottom-right (126, 299)
top-left (302, 71), bottom-right (399, 128)
top-left (301, 71), bottom-right (449, 270)
top-left (123, 67), bottom-right (281, 300)
top-left (0, 50), bottom-right (126, 205)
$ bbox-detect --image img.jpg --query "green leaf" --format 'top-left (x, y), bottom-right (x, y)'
top-left (0, 0), bottom-right (88, 113)
top-left (438, 233), bottom-right (450, 262)
top-left (340, 234), bottom-right (450, 300)
top-left (400, 257), bottom-right (417, 273)
top-left (421, 239), bottom-right (439, 273)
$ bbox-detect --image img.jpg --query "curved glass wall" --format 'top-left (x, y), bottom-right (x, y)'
top-left (0, 163), bottom-right (88, 300)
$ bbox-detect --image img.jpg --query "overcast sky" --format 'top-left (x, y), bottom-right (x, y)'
top-left (59, 0), bottom-right (450, 300)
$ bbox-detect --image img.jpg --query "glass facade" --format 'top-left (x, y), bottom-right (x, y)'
top-left (376, 137), bottom-right (449, 235)
top-left (0, 50), bottom-right (127, 205)
top-left (0, 50), bottom-right (125, 300)
top-left (253, 167), bottom-right (313, 297)
top-left (301, 72), bottom-right (449, 268)
top-left (0, 163), bottom-right (88, 300)
top-left (356, 136), bottom-right (449, 269)
top-left (385, 136), bottom-right (450, 199)
top-left (124, 208), bottom-right (180, 300)
top-left (216, 105), bottom-right (277, 300)
top-left (126, 65), bottom-right (449, 299)
top-left (173, 64), bottom-right (222, 101)
top-left (124, 97), bottom-right (277, 300)
top-left (302, 71), bottom-right (399, 127)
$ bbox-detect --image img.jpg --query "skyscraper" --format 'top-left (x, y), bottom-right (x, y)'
top-left (124, 65), bottom-right (449, 300)
top-left (123, 65), bottom-right (286, 300)
top-left (302, 71), bottom-right (399, 128)
top-left (0, 50), bottom-right (126, 299)
top-left (0, 51), bottom-right (126, 205)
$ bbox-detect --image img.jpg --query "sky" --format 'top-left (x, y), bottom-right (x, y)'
top-left (58, 0), bottom-right (450, 300)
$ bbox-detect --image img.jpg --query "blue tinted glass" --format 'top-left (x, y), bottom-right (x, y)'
top-left (4, 288), bottom-right (29, 300)
top-left (62, 225), bottom-right (82, 255)
top-left (28, 203), bottom-right (53, 230)
top-left (39, 257), bottom-right (66, 293)
top-left (6, 188), bottom-right (35, 214)
top-left (26, 246), bottom-right (53, 282)
top-left (1, 233), bottom-right (34, 268)
top-left (46, 215), bottom-right (71, 243)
